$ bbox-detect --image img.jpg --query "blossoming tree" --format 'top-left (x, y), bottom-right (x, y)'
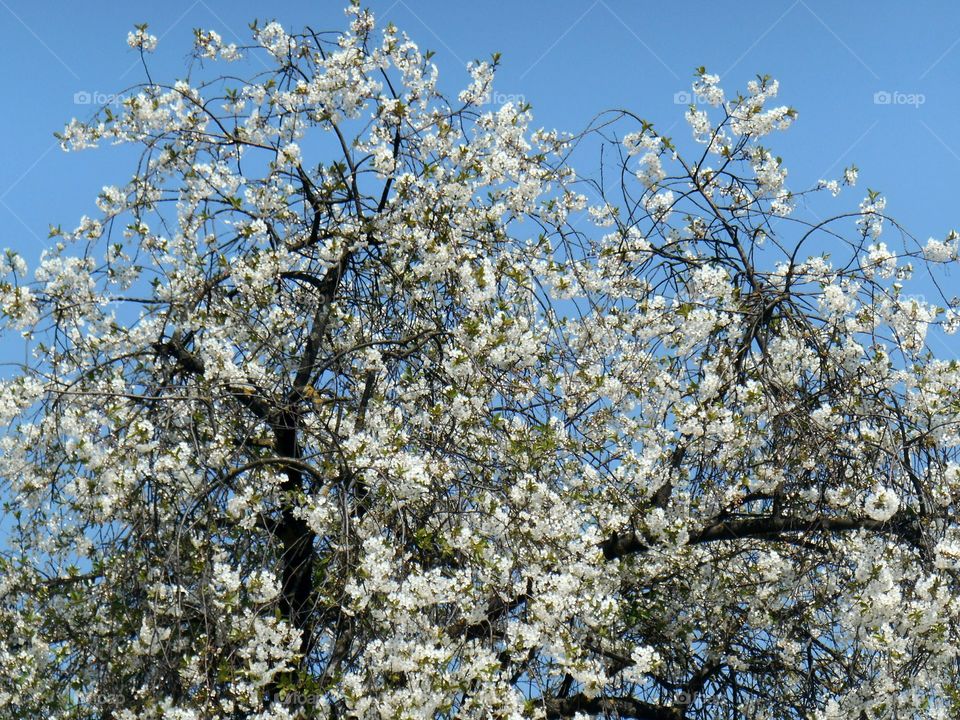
top-left (2, 5), bottom-right (960, 719)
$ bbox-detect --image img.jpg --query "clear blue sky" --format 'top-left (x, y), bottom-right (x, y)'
top-left (2, 0), bottom-right (959, 357)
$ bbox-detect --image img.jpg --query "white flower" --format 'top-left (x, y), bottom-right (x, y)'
top-left (865, 242), bottom-right (896, 278)
top-left (458, 61), bottom-right (494, 105)
top-left (690, 264), bottom-right (730, 300)
top-left (923, 237), bottom-right (956, 262)
top-left (818, 179), bottom-right (840, 197)
top-left (644, 189), bottom-right (675, 221)
top-left (858, 196), bottom-right (887, 239)
top-left (248, 570), bottom-right (281, 603)
top-left (864, 486), bottom-right (900, 522)
top-left (887, 295), bottom-right (936, 353)
top-left (371, 143), bottom-right (396, 176)
top-left (211, 561), bottom-right (242, 603)
top-left (96, 185), bottom-right (126, 215)
top-left (752, 148), bottom-right (787, 195)
top-left (278, 142), bottom-right (302, 167)
top-left (685, 107), bottom-right (712, 142)
top-left (0, 376), bottom-right (44, 423)
top-left (935, 534), bottom-right (960, 570)
top-left (195, 29), bottom-right (222, 58)
top-left (258, 22), bottom-right (293, 59)
top-left (623, 131), bottom-right (661, 157)
top-left (692, 72), bottom-right (724, 107)
top-left (810, 402), bottom-right (836, 429)
top-left (621, 645), bottom-right (661, 684)
top-left (635, 152), bottom-right (665, 188)
top-left (820, 283), bottom-right (852, 317)
top-left (127, 27), bottom-right (158, 53)
top-left (219, 43), bottom-right (242, 62)
top-left (630, 645), bottom-right (660, 673)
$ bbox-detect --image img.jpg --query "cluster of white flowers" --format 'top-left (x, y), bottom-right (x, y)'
top-left (820, 282), bottom-right (855, 317)
top-left (643, 189), bottom-right (675, 221)
top-left (96, 185), bottom-right (127, 215)
top-left (864, 485), bottom-right (900, 522)
top-left (635, 148), bottom-right (666, 187)
top-left (127, 26), bottom-right (158, 53)
top-left (886, 294), bottom-right (937, 353)
top-left (750, 147), bottom-right (788, 195)
top-left (689, 264), bottom-right (731, 300)
top-left (923, 235), bottom-right (958, 262)
top-left (685, 106), bottom-right (712, 142)
top-left (0, 376), bottom-right (44, 424)
top-left (729, 78), bottom-right (795, 137)
top-left (818, 178), bottom-right (841, 196)
top-left (210, 561), bottom-right (243, 606)
top-left (256, 22), bottom-right (293, 60)
top-left (277, 142), bottom-right (301, 167)
top-left (857, 194), bottom-right (887, 239)
top-left (458, 60), bottom-right (494, 105)
top-left (864, 241), bottom-right (897, 278)
top-left (194, 28), bottom-right (241, 61)
top-left (692, 71), bottom-right (724, 106)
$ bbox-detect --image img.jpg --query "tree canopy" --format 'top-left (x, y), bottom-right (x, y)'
top-left (3, 6), bottom-right (960, 719)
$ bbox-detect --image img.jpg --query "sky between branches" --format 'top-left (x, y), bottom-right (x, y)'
top-left (1, 0), bottom-right (959, 364)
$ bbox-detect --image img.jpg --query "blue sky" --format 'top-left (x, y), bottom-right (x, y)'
top-left (1, 0), bottom-right (960, 358)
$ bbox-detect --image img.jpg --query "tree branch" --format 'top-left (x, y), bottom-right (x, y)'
top-left (601, 511), bottom-right (923, 561)
top-left (543, 694), bottom-right (683, 720)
